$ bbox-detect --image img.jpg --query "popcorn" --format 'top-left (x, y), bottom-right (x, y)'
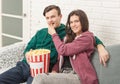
top-left (26, 49), bottom-right (50, 77)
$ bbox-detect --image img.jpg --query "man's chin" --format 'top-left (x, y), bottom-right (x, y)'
top-left (55, 24), bottom-right (61, 28)
top-left (54, 26), bottom-right (58, 29)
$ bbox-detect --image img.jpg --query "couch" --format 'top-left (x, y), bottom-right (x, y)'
top-left (0, 42), bottom-right (120, 84)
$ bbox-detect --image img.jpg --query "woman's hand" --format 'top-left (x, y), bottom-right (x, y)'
top-left (97, 44), bottom-right (110, 67)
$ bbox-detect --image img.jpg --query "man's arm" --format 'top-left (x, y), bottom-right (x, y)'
top-left (95, 36), bottom-right (110, 67)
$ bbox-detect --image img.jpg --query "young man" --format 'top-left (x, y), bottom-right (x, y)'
top-left (0, 5), bottom-right (109, 84)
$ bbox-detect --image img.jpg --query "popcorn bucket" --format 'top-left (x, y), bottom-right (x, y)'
top-left (26, 49), bottom-right (50, 77)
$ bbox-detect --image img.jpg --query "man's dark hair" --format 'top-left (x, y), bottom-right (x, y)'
top-left (43, 5), bottom-right (61, 16)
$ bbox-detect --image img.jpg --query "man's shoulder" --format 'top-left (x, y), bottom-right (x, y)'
top-left (38, 28), bottom-right (48, 32)
top-left (35, 28), bottom-right (48, 36)
top-left (38, 28), bottom-right (48, 31)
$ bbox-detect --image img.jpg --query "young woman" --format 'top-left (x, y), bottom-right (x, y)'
top-left (33, 9), bottom-right (99, 84)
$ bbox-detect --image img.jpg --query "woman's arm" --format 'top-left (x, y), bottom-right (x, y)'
top-left (51, 33), bottom-right (94, 56)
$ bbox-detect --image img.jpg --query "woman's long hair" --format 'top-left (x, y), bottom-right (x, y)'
top-left (65, 9), bottom-right (89, 43)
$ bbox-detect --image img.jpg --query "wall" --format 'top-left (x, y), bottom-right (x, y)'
top-left (0, 0), bottom-right (2, 47)
top-left (30, 0), bottom-right (120, 46)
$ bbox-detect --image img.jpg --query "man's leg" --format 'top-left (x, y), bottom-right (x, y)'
top-left (0, 61), bottom-right (30, 84)
top-left (32, 73), bottom-right (80, 84)
top-left (27, 76), bottom-right (33, 84)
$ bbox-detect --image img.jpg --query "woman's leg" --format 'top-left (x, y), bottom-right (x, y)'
top-left (32, 73), bottom-right (80, 84)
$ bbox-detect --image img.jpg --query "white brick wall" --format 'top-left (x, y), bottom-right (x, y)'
top-left (30, 0), bottom-right (120, 46)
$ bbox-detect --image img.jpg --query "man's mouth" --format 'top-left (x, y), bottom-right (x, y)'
top-left (52, 23), bottom-right (55, 25)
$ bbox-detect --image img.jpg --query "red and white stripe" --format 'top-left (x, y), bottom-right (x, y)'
top-left (28, 53), bottom-right (50, 77)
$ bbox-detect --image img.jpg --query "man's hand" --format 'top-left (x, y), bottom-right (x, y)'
top-left (25, 49), bottom-right (33, 64)
top-left (97, 44), bottom-right (110, 67)
top-left (48, 23), bottom-right (56, 35)
top-left (25, 53), bottom-right (30, 64)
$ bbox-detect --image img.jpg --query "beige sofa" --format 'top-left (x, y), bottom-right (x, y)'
top-left (0, 42), bottom-right (120, 84)
top-left (0, 42), bottom-right (26, 73)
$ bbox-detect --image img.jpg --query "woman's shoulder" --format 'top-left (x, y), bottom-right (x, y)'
top-left (82, 31), bottom-right (93, 36)
top-left (81, 31), bottom-right (94, 38)
top-left (76, 31), bottom-right (94, 40)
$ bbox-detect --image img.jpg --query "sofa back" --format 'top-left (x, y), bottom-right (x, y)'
top-left (92, 44), bottom-right (120, 84)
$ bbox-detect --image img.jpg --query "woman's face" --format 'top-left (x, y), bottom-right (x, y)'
top-left (70, 15), bottom-right (82, 36)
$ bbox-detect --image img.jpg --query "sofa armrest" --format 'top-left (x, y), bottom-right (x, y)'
top-left (0, 42), bottom-right (26, 70)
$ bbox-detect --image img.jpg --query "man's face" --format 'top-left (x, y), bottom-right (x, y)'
top-left (45, 9), bottom-right (62, 28)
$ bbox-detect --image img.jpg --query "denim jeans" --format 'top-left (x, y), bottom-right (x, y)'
top-left (27, 76), bottom-right (33, 84)
top-left (0, 61), bottom-right (32, 84)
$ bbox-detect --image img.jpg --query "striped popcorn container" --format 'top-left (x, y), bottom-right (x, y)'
top-left (26, 49), bottom-right (50, 77)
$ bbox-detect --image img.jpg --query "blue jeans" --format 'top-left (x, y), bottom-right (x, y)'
top-left (27, 76), bottom-right (33, 84)
top-left (0, 61), bottom-right (33, 84)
